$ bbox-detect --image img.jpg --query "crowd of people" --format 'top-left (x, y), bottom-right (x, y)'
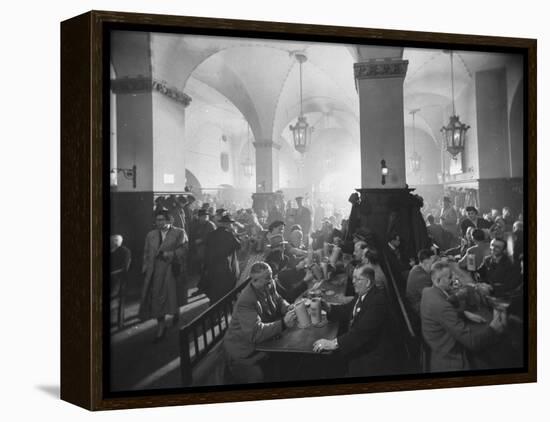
top-left (109, 191), bottom-right (525, 381)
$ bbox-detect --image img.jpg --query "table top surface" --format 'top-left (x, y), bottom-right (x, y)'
top-left (256, 319), bottom-right (339, 353)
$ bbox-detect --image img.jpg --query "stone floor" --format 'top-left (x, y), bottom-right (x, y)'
top-left (108, 276), bottom-right (211, 392)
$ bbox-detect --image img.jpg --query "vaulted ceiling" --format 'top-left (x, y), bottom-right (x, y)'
top-left (112, 31), bottom-right (523, 162)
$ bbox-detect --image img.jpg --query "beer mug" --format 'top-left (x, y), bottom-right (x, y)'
top-left (295, 299), bottom-right (311, 328)
top-left (329, 245), bottom-right (341, 267)
top-left (320, 261), bottom-right (329, 280)
top-left (309, 298), bottom-right (322, 325)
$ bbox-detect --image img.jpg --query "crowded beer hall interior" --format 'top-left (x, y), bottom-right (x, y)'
top-left (108, 31), bottom-right (526, 391)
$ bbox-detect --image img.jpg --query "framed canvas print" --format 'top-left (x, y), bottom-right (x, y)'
top-left (60, 10), bottom-right (536, 411)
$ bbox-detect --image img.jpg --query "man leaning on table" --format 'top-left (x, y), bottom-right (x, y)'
top-left (222, 261), bottom-right (297, 383)
top-left (312, 264), bottom-right (393, 377)
top-left (420, 261), bottom-right (507, 372)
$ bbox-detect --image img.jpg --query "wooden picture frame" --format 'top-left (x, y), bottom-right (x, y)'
top-left (61, 10), bottom-right (536, 411)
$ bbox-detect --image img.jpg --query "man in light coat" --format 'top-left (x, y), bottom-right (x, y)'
top-left (420, 261), bottom-right (506, 372)
top-left (222, 262), bottom-right (296, 383)
top-left (140, 209), bottom-right (187, 341)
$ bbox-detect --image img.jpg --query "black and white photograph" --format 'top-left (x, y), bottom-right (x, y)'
top-left (108, 29), bottom-right (527, 393)
top-left (4, 0), bottom-right (549, 419)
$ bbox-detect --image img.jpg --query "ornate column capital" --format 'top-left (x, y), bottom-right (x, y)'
top-left (152, 80), bottom-right (192, 107)
top-left (110, 77), bottom-right (192, 107)
top-left (253, 140), bottom-right (282, 150)
top-left (354, 58), bottom-right (409, 81)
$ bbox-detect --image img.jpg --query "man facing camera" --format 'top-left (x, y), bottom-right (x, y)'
top-left (312, 265), bottom-right (393, 378)
top-left (223, 262), bottom-right (296, 383)
top-left (420, 261), bottom-right (506, 372)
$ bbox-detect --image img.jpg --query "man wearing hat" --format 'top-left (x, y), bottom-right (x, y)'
top-left (203, 213), bottom-right (241, 304)
top-left (190, 208), bottom-right (217, 295)
top-left (295, 196), bottom-right (312, 244)
top-left (183, 195), bottom-right (196, 234)
top-left (139, 209), bottom-right (187, 341)
top-left (213, 207), bottom-right (228, 227)
top-left (171, 195), bottom-right (187, 230)
top-left (265, 234), bottom-right (309, 303)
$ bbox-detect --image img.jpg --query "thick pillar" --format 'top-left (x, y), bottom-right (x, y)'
top-left (354, 58), bottom-right (408, 188)
top-left (252, 140), bottom-right (280, 215)
top-left (351, 58), bottom-right (429, 258)
top-left (253, 140), bottom-right (280, 193)
top-left (110, 76), bottom-right (191, 287)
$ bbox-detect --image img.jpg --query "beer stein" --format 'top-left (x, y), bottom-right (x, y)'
top-left (309, 298), bottom-right (322, 325)
top-left (295, 299), bottom-right (311, 328)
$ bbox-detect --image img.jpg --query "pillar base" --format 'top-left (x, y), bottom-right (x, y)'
top-left (110, 191), bottom-right (154, 295)
top-left (252, 192), bottom-right (277, 216)
top-left (350, 188), bottom-right (430, 261)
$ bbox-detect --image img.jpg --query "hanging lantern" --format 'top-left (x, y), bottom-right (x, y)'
top-left (409, 150), bottom-right (421, 173)
top-left (242, 158), bottom-right (254, 178)
top-left (290, 115), bottom-right (310, 154)
top-left (441, 114), bottom-right (470, 158)
top-left (289, 53), bottom-right (311, 154)
top-left (441, 51), bottom-right (470, 158)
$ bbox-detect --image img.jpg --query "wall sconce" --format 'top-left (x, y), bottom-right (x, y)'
top-left (111, 165), bottom-right (137, 188)
top-left (381, 159), bottom-right (388, 185)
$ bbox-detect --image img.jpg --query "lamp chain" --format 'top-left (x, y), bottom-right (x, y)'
top-left (451, 51), bottom-right (456, 116)
top-left (299, 59), bottom-right (303, 116)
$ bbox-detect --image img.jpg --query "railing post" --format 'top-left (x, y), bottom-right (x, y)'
top-left (179, 328), bottom-right (193, 387)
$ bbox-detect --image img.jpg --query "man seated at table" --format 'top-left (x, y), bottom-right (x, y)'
top-left (312, 265), bottom-right (393, 378)
top-left (222, 262), bottom-right (297, 384)
top-left (476, 238), bottom-right (521, 297)
top-left (460, 206), bottom-right (492, 236)
top-left (343, 240), bottom-right (367, 296)
top-left (406, 248), bottom-right (438, 331)
top-left (458, 228), bottom-right (490, 271)
top-left (361, 248), bottom-right (386, 289)
top-left (420, 261), bottom-right (506, 372)
top-left (265, 235), bottom-right (310, 303)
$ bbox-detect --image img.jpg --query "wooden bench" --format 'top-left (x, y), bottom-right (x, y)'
top-left (178, 277), bottom-right (250, 387)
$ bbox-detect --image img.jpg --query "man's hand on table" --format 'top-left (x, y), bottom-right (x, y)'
top-left (313, 338), bottom-right (338, 353)
top-left (283, 309), bottom-right (297, 328)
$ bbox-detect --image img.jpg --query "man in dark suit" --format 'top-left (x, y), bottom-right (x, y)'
top-left (312, 265), bottom-right (393, 377)
top-left (203, 214), bottom-right (241, 304)
top-left (406, 248), bottom-right (438, 332)
top-left (476, 238), bottom-right (521, 297)
top-left (171, 196), bottom-right (187, 230)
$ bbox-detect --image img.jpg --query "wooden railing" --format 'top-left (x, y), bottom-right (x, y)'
top-left (178, 279), bottom-right (250, 387)
top-left (378, 249), bottom-right (420, 372)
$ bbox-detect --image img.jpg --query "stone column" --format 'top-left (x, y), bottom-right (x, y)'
top-left (110, 76), bottom-right (191, 282)
top-left (251, 140), bottom-right (281, 215)
top-left (354, 58), bottom-right (409, 188)
top-left (351, 58), bottom-right (430, 259)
